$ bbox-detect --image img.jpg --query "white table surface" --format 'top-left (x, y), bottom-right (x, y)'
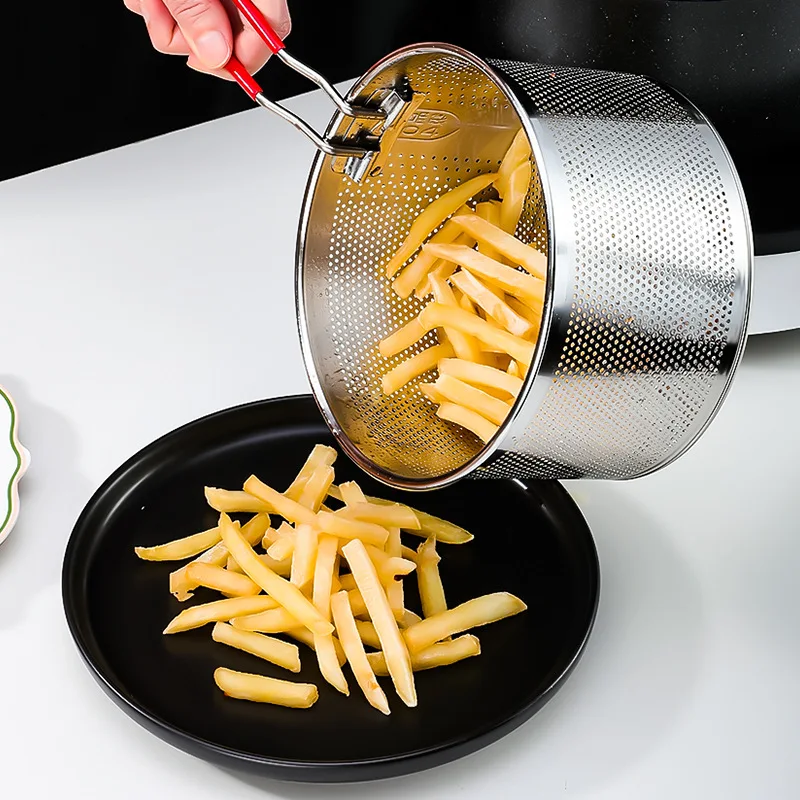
top-left (1, 85), bottom-right (799, 800)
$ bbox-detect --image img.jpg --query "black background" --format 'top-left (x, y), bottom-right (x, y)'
top-left (5, 0), bottom-right (800, 253)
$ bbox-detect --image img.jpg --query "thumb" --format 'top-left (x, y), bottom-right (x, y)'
top-left (162, 0), bottom-right (233, 69)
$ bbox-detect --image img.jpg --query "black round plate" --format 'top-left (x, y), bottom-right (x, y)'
top-left (62, 395), bottom-right (599, 783)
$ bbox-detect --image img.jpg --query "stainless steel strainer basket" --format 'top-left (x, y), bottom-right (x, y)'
top-left (292, 43), bottom-right (751, 490)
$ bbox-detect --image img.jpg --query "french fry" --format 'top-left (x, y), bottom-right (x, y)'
top-left (204, 488), bottom-right (270, 515)
top-left (342, 539), bottom-right (417, 707)
top-left (337, 480), bottom-right (367, 506)
top-left (330, 591), bottom-right (391, 715)
top-left (284, 444), bottom-right (338, 501)
top-left (327, 487), bottom-right (474, 545)
top-left (243, 475), bottom-right (317, 526)
top-left (391, 212), bottom-right (466, 299)
top-left (437, 402), bottom-right (499, 443)
top-left (505, 295), bottom-right (543, 333)
top-left (385, 526), bottom-right (405, 614)
top-left (338, 502), bottom-right (420, 530)
top-left (384, 173), bottom-right (497, 278)
top-left (449, 269), bottom-right (534, 338)
top-left (404, 592), bottom-right (527, 652)
top-left (284, 627), bottom-right (346, 667)
top-left (381, 341), bottom-right (454, 395)
top-left (231, 607), bottom-right (300, 633)
top-left (311, 533), bottom-right (349, 695)
top-left (433, 373), bottom-right (512, 426)
top-left (184, 563), bottom-right (261, 597)
top-left (398, 609), bottom-right (424, 629)
top-left (451, 213), bottom-right (546, 281)
top-left (425, 244), bottom-right (544, 310)
top-left (429, 272), bottom-right (486, 364)
top-left (496, 128), bottom-right (531, 199)
top-left (135, 527), bottom-right (221, 562)
top-left (214, 667), bottom-right (318, 709)
top-left (169, 514), bottom-right (270, 601)
top-left (368, 635), bottom-right (481, 675)
top-left (290, 523), bottom-right (318, 592)
top-left (474, 201), bottom-right (502, 260)
top-left (438, 357), bottom-right (523, 399)
top-left (267, 523), bottom-right (296, 561)
top-left (226, 553), bottom-right (292, 578)
top-left (316, 511), bottom-right (389, 548)
top-left (418, 303), bottom-right (535, 365)
top-left (163, 595), bottom-right (279, 634)
top-left (212, 622), bottom-right (301, 673)
top-left (219, 513), bottom-right (334, 636)
top-left (353, 620), bottom-right (381, 650)
top-left (414, 230), bottom-right (473, 299)
top-left (417, 538), bottom-right (448, 620)
top-left (347, 588), bottom-right (369, 618)
top-left (508, 360), bottom-right (522, 377)
top-left (297, 465), bottom-right (335, 513)
top-left (500, 160), bottom-right (531, 234)
top-left (378, 315), bottom-right (428, 359)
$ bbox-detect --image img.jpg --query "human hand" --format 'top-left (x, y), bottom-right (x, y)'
top-left (124, 0), bottom-right (291, 78)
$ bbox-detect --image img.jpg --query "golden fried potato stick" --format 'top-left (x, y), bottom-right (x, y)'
top-left (338, 502), bottom-right (420, 530)
top-left (404, 592), bottom-right (527, 652)
top-left (290, 523), bottom-right (318, 592)
top-left (414, 230), bottom-right (474, 299)
top-left (391, 212), bottom-right (467, 299)
top-left (500, 160), bottom-right (531, 234)
top-left (384, 173), bottom-right (497, 278)
top-left (451, 213), bottom-right (546, 281)
top-left (284, 444), bottom-right (338, 501)
top-left (354, 620), bottom-right (383, 650)
top-left (169, 514), bottom-right (270, 601)
top-left (266, 522), bottom-right (296, 562)
top-left (381, 341), bottom-right (454, 395)
top-left (438, 357), bottom-right (523, 399)
top-left (163, 595), bottom-right (279, 634)
top-left (474, 201), bottom-right (502, 260)
top-left (434, 373), bottom-right (512, 426)
top-left (505, 295), bottom-right (543, 335)
top-left (342, 539), bottom-right (417, 707)
top-left (184, 563), bottom-right (261, 597)
top-left (231, 607), bottom-right (300, 633)
top-left (378, 315), bottom-right (428, 359)
top-left (496, 128), bottom-right (531, 199)
top-left (243, 475), bottom-right (317, 526)
top-left (330, 590), bottom-right (391, 715)
top-left (418, 303), bottom-right (535, 365)
top-left (436, 402), bottom-right (499, 443)
top-left (297, 465), bottom-right (335, 513)
top-left (384, 526), bottom-right (404, 614)
top-left (417, 537), bottom-right (448, 620)
top-left (368, 635), bottom-right (481, 675)
top-left (337, 480), bottom-right (367, 506)
top-left (429, 272), bottom-right (486, 364)
top-left (226, 552), bottom-right (292, 578)
top-left (425, 244), bottom-right (544, 310)
top-left (327, 486), bottom-right (474, 545)
top-left (135, 526), bottom-right (222, 562)
top-left (219, 513), bottom-right (334, 636)
top-left (204, 488), bottom-right (271, 514)
top-left (315, 511), bottom-right (390, 548)
top-left (312, 533), bottom-right (350, 695)
top-left (214, 667), bottom-right (318, 709)
top-left (212, 622), bottom-right (301, 672)
top-left (284, 626), bottom-right (346, 667)
top-left (450, 269), bottom-right (534, 338)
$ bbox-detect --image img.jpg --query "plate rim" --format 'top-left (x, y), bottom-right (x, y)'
top-left (62, 394), bottom-right (600, 779)
top-left (0, 384), bottom-right (30, 546)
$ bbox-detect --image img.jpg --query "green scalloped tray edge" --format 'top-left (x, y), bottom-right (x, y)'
top-left (0, 386), bottom-right (30, 546)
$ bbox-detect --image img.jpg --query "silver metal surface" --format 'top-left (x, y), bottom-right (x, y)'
top-left (296, 44), bottom-right (752, 488)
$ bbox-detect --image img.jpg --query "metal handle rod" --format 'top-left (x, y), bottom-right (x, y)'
top-left (225, 58), bottom-right (374, 158)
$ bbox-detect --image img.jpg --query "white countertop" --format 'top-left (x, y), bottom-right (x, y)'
top-left (1, 85), bottom-right (799, 799)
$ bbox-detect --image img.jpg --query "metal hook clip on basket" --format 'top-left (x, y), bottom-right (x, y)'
top-left (228, 2), bottom-right (753, 490)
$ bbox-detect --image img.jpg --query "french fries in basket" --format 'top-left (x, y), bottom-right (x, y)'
top-left (377, 128), bottom-right (546, 445)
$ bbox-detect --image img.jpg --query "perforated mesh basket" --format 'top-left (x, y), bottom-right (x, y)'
top-left (296, 44), bottom-right (752, 489)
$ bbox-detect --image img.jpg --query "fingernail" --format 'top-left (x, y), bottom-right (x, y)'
top-left (195, 31), bottom-right (230, 69)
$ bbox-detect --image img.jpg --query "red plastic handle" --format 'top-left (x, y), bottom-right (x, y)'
top-left (231, 0), bottom-right (286, 53)
top-left (227, 56), bottom-right (262, 100)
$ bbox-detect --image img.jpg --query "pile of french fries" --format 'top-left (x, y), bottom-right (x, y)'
top-left (134, 444), bottom-right (526, 713)
top-left (379, 129), bottom-right (546, 443)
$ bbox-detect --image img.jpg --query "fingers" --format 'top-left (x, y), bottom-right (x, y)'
top-left (140, 0), bottom-right (191, 56)
top-left (162, 0), bottom-right (234, 69)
